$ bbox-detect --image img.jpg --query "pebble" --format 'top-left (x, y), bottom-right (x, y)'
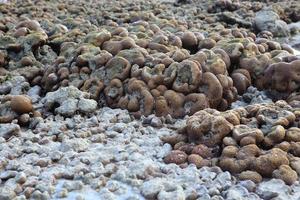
top-left (150, 116), bottom-right (163, 128)
top-left (0, 123), bottom-right (20, 140)
top-left (10, 95), bottom-right (33, 114)
top-left (256, 179), bottom-right (290, 199)
top-left (0, 186), bottom-right (16, 200)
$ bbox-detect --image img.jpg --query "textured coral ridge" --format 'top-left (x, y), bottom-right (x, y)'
top-left (0, 0), bottom-right (300, 121)
top-left (164, 100), bottom-right (300, 185)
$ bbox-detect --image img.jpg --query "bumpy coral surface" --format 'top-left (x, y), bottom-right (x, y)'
top-left (1, 0), bottom-right (300, 198)
top-left (165, 100), bottom-right (300, 184)
top-left (1, 0), bottom-right (300, 119)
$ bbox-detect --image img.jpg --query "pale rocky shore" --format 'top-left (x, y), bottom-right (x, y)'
top-left (1, 0), bottom-right (300, 199)
top-left (2, 87), bottom-right (300, 200)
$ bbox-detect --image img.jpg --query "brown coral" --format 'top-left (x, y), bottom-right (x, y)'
top-left (164, 150), bottom-right (188, 165)
top-left (231, 69), bottom-right (251, 95)
top-left (118, 78), bottom-right (154, 116)
top-left (198, 72), bottom-right (223, 107)
top-left (186, 109), bottom-right (234, 146)
top-left (105, 56), bottom-right (131, 82)
top-left (172, 60), bottom-right (202, 94)
top-left (272, 165), bottom-right (298, 185)
top-left (263, 60), bottom-right (300, 93)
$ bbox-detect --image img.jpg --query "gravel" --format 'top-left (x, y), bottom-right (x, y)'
top-left (2, 102), bottom-right (300, 199)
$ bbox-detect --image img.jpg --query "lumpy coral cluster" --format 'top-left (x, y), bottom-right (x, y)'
top-left (1, 0), bottom-right (300, 196)
top-left (1, 0), bottom-right (300, 119)
top-left (164, 100), bottom-right (300, 185)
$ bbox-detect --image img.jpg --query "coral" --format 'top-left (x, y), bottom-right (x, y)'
top-left (165, 101), bottom-right (300, 184)
top-left (231, 69), bottom-right (251, 95)
top-left (198, 72), bottom-right (223, 107)
top-left (183, 93), bottom-right (209, 115)
top-left (263, 60), bottom-right (300, 93)
top-left (272, 165), bottom-right (298, 185)
top-left (172, 60), bottom-right (202, 94)
top-left (185, 109), bottom-right (235, 146)
top-left (232, 125), bottom-right (264, 146)
top-left (118, 78), bottom-right (154, 116)
top-left (105, 56), bottom-right (131, 82)
top-left (164, 150), bottom-right (188, 165)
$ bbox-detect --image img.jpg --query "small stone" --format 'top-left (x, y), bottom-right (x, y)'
top-left (60, 138), bottom-right (89, 152)
top-left (24, 187), bottom-right (34, 198)
top-left (157, 186), bottom-right (185, 200)
top-left (211, 195), bottom-right (224, 200)
top-left (0, 186), bottom-right (16, 200)
top-left (150, 117), bottom-right (163, 128)
top-left (199, 167), bottom-right (217, 181)
top-left (239, 180), bottom-right (256, 192)
top-left (33, 111), bottom-right (42, 118)
top-left (208, 187), bottom-right (220, 196)
top-left (62, 180), bottom-right (84, 191)
top-left (141, 179), bottom-right (164, 199)
top-left (256, 179), bottom-right (290, 199)
top-left (214, 172), bottom-right (232, 190)
top-left (58, 188), bottom-right (68, 198)
top-left (10, 95), bottom-right (33, 114)
top-left (35, 158), bottom-right (49, 167)
top-left (76, 195), bottom-right (85, 200)
top-left (55, 99), bottom-right (78, 116)
top-left (226, 185), bottom-right (249, 199)
top-left (191, 144), bottom-right (212, 158)
top-left (14, 195), bottom-right (26, 200)
top-left (78, 98), bottom-right (97, 113)
top-left (0, 123), bottom-right (20, 140)
top-left (49, 151), bottom-right (63, 162)
top-left (31, 190), bottom-right (43, 200)
top-left (0, 170), bottom-right (17, 180)
top-left (18, 113), bottom-right (31, 125)
top-left (15, 172), bottom-right (27, 184)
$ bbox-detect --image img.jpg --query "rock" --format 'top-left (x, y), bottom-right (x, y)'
top-left (214, 171), bottom-right (233, 190)
top-left (18, 113), bottom-right (31, 125)
top-left (199, 167), bottom-right (217, 181)
top-left (0, 123), bottom-right (20, 139)
top-left (0, 170), bottom-right (17, 180)
top-left (254, 9), bottom-right (289, 37)
top-left (62, 180), bottom-right (84, 191)
top-left (256, 179), bottom-right (290, 200)
top-left (55, 98), bottom-right (78, 116)
top-left (239, 180), bottom-right (256, 192)
top-left (225, 185), bottom-right (249, 200)
top-left (60, 138), bottom-right (89, 152)
top-left (78, 98), bottom-right (97, 113)
top-left (157, 186), bottom-right (185, 200)
top-left (150, 116), bottom-right (163, 128)
top-left (0, 186), bottom-right (16, 200)
top-left (42, 86), bottom-right (97, 116)
top-left (141, 179), bottom-right (164, 199)
top-left (15, 172), bottom-right (27, 184)
top-left (10, 95), bottom-right (33, 114)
